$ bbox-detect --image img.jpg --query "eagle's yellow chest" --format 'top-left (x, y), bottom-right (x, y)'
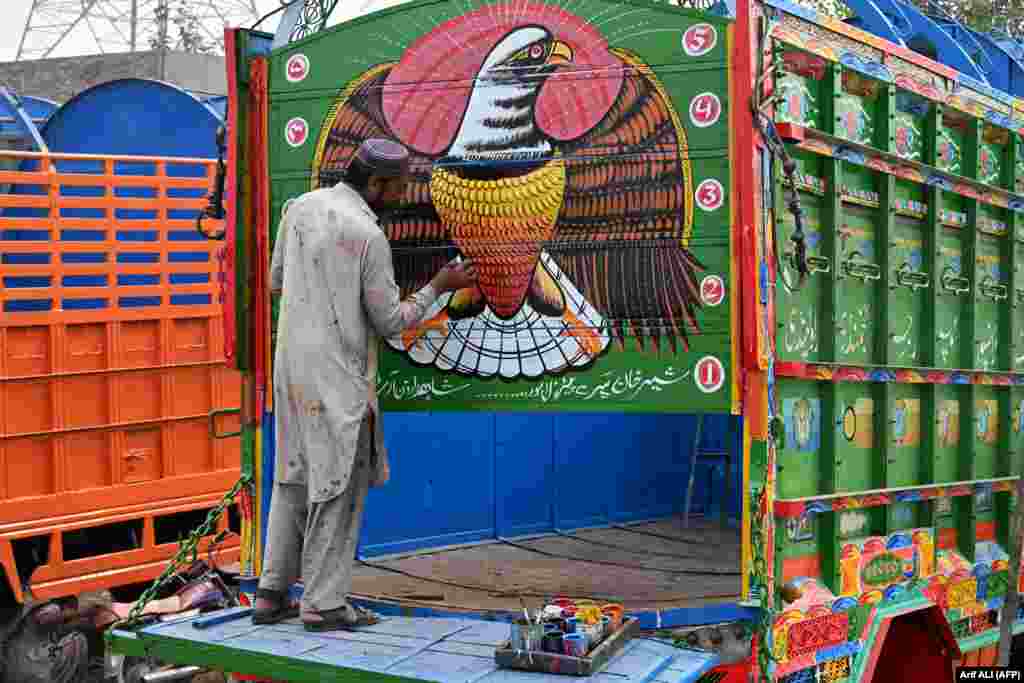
top-left (429, 160), bottom-right (567, 318)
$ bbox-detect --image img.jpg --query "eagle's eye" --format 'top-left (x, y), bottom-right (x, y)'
top-left (510, 41), bottom-right (548, 64)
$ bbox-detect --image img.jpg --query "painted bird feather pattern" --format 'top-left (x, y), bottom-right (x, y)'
top-left (312, 25), bottom-right (704, 379)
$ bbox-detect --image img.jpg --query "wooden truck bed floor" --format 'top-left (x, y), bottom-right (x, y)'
top-left (350, 517), bottom-right (742, 613)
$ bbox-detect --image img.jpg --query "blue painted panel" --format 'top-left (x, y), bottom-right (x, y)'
top-left (40, 79), bottom-right (220, 158)
top-left (361, 413), bottom-right (495, 556)
top-left (827, 0), bottom-right (908, 46)
top-left (495, 414), bottom-right (553, 537)
top-left (303, 637), bottom-right (411, 671)
top-left (553, 414), bottom-right (621, 529)
top-left (611, 415), bottom-right (689, 523)
top-left (968, 29), bottom-right (1024, 98)
top-left (869, 0), bottom-right (988, 83)
top-left (266, 409), bottom-right (730, 558)
top-left (364, 618), bottom-right (473, 641)
top-left (386, 650), bottom-right (498, 682)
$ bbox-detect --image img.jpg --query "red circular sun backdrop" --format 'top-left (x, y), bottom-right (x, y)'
top-left (381, 1), bottom-right (624, 155)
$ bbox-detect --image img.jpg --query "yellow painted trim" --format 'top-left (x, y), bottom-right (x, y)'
top-left (725, 26), bottom-right (741, 416)
top-left (253, 424), bottom-right (263, 576)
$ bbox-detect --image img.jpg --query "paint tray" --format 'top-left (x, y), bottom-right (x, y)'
top-left (494, 618), bottom-right (639, 676)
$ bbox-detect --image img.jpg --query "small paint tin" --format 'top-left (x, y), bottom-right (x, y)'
top-left (565, 617), bottom-right (579, 633)
top-left (549, 618), bottom-right (568, 633)
top-left (552, 597), bottom-right (575, 608)
top-left (601, 604), bottom-right (624, 628)
top-left (542, 605), bottom-right (564, 620)
top-left (582, 623), bottom-right (602, 648)
top-left (563, 633), bottom-right (586, 657)
top-left (542, 631), bottom-right (564, 653)
top-left (510, 620), bottom-right (543, 651)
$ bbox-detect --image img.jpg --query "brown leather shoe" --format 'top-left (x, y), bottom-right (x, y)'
top-left (252, 588), bottom-right (298, 625)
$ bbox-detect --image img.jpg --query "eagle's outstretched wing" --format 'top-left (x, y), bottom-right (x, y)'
top-left (553, 48), bottom-right (704, 352)
top-left (313, 65), bottom-right (456, 297)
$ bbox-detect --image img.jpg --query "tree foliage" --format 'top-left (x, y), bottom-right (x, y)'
top-left (149, 1), bottom-right (217, 54)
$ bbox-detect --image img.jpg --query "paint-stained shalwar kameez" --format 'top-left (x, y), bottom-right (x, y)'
top-left (259, 181), bottom-right (437, 614)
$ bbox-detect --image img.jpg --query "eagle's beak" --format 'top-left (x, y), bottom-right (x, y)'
top-left (547, 40), bottom-right (574, 65)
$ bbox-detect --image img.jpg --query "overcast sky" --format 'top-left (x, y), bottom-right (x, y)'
top-left (0, 0), bottom-right (405, 63)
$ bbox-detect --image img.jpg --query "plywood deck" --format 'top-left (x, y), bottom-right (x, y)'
top-left (113, 610), bottom-right (721, 683)
top-left (351, 517), bottom-right (742, 613)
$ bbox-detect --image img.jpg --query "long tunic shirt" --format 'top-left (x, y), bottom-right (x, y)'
top-left (270, 182), bottom-right (438, 503)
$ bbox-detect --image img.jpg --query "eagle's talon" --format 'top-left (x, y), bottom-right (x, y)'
top-left (447, 286), bottom-right (486, 320)
top-left (526, 261), bottom-right (565, 316)
top-left (401, 311), bottom-right (450, 351)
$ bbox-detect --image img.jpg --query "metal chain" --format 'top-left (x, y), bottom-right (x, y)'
top-left (120, 475), bottom-right (252, 627)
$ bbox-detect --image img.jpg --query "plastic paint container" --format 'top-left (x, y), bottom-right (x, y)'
top-left (542, 631), bottom-right (564, 653)
top-left (563, 633), bottom-right (586, 657)
top-left (566, 617), bottom-right (580, 633)
top-left (510, 620), bottom-right (543, 651)
top-left (601, 604), bottom-right (624, 628)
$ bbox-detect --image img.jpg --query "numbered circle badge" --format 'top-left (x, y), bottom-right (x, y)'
top-left (682, 23), bottom-right (717, 57)
top-left (695, 356), bottom-right (725, 393)
top-left (286, 54), bottom-right (310, 83)
top-left (285, 117), bottom-right (309, 147)
top-left (700, 274), bottom-right (726, 307)
top-left (695, 178), bottom-right (724, 212)
top-left (690, 92), bottom-right (722, 128)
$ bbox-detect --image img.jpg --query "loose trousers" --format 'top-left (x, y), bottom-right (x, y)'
top-left (258, 418), bottom-right (372, 614)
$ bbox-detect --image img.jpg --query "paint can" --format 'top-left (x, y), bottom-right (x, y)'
top-left (548, 617), bottom-right (568, 633)
top-left (552, 597), bottom-right (575, 608)
top-left (565, 617), bottom-right (580, 633)
top-left (581, 622), bottom-right (602, 648)
top-left (601, 604), bottom-right (623, 629)
top-left (510, 620), bottom-right (544, 651)
top-left (563, 632), bottom-right (587, 657)
top-left (542, 631), bottom-right (564, 654)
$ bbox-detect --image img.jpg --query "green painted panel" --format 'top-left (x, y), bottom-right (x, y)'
top-left (938, 114), bottom-right (966, 176)
top-left (836, 168), bottom-right (881, 365)
top-left (935, 226), bottom-right (968, 368)
top-left (974, 233), bottom-right (1007, 371)
top-left (834, 383), bottom-right (876, 493)
top-left (263, 0), bottom-right (735, 413)
top-left (893, 91), bottom-right (929, 163)
top-left (835, 70), bottom-right (882, 147)
top-left (887, 183), bottom-right (928, 367)
top-left (933, 384), bottom-right (963, 483)
top-left (775, 53), bottom-right (824, 130)
top-left (776, 379), bottom-right (824, 499)
top-left (1014, 242), bottom-right (1024, 372)
top-left (1013, 388), bottom-right (1024, 463)
top-left (886, 384), bottom-right (923, 487)
top-left (781, 512), bottom-right (819, 557)
top-left (979, 124), bottom-right (1009, 189)
top-left (777, 152), bottom-right (830, 363)
top-left (1016, 136), bottom-right (1024, 195)
top-left (973, 386), bottom-right (1001, 480)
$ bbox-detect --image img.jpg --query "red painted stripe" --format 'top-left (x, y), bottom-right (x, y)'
top-left (732, 0), bottom-right (759, 373)
top-left (782, 554), bottom-right (821, 582)
top-left (223, 28), bottom-right (240, 365)
top-left (975, 521), bottom-right (996, 542)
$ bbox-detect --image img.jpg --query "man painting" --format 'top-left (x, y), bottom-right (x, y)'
top-left (253, 139), bottom-right (477, 632)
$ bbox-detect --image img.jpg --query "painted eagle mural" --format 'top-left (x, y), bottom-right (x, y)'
top-left (312, 2), bottom-right (704, 380)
